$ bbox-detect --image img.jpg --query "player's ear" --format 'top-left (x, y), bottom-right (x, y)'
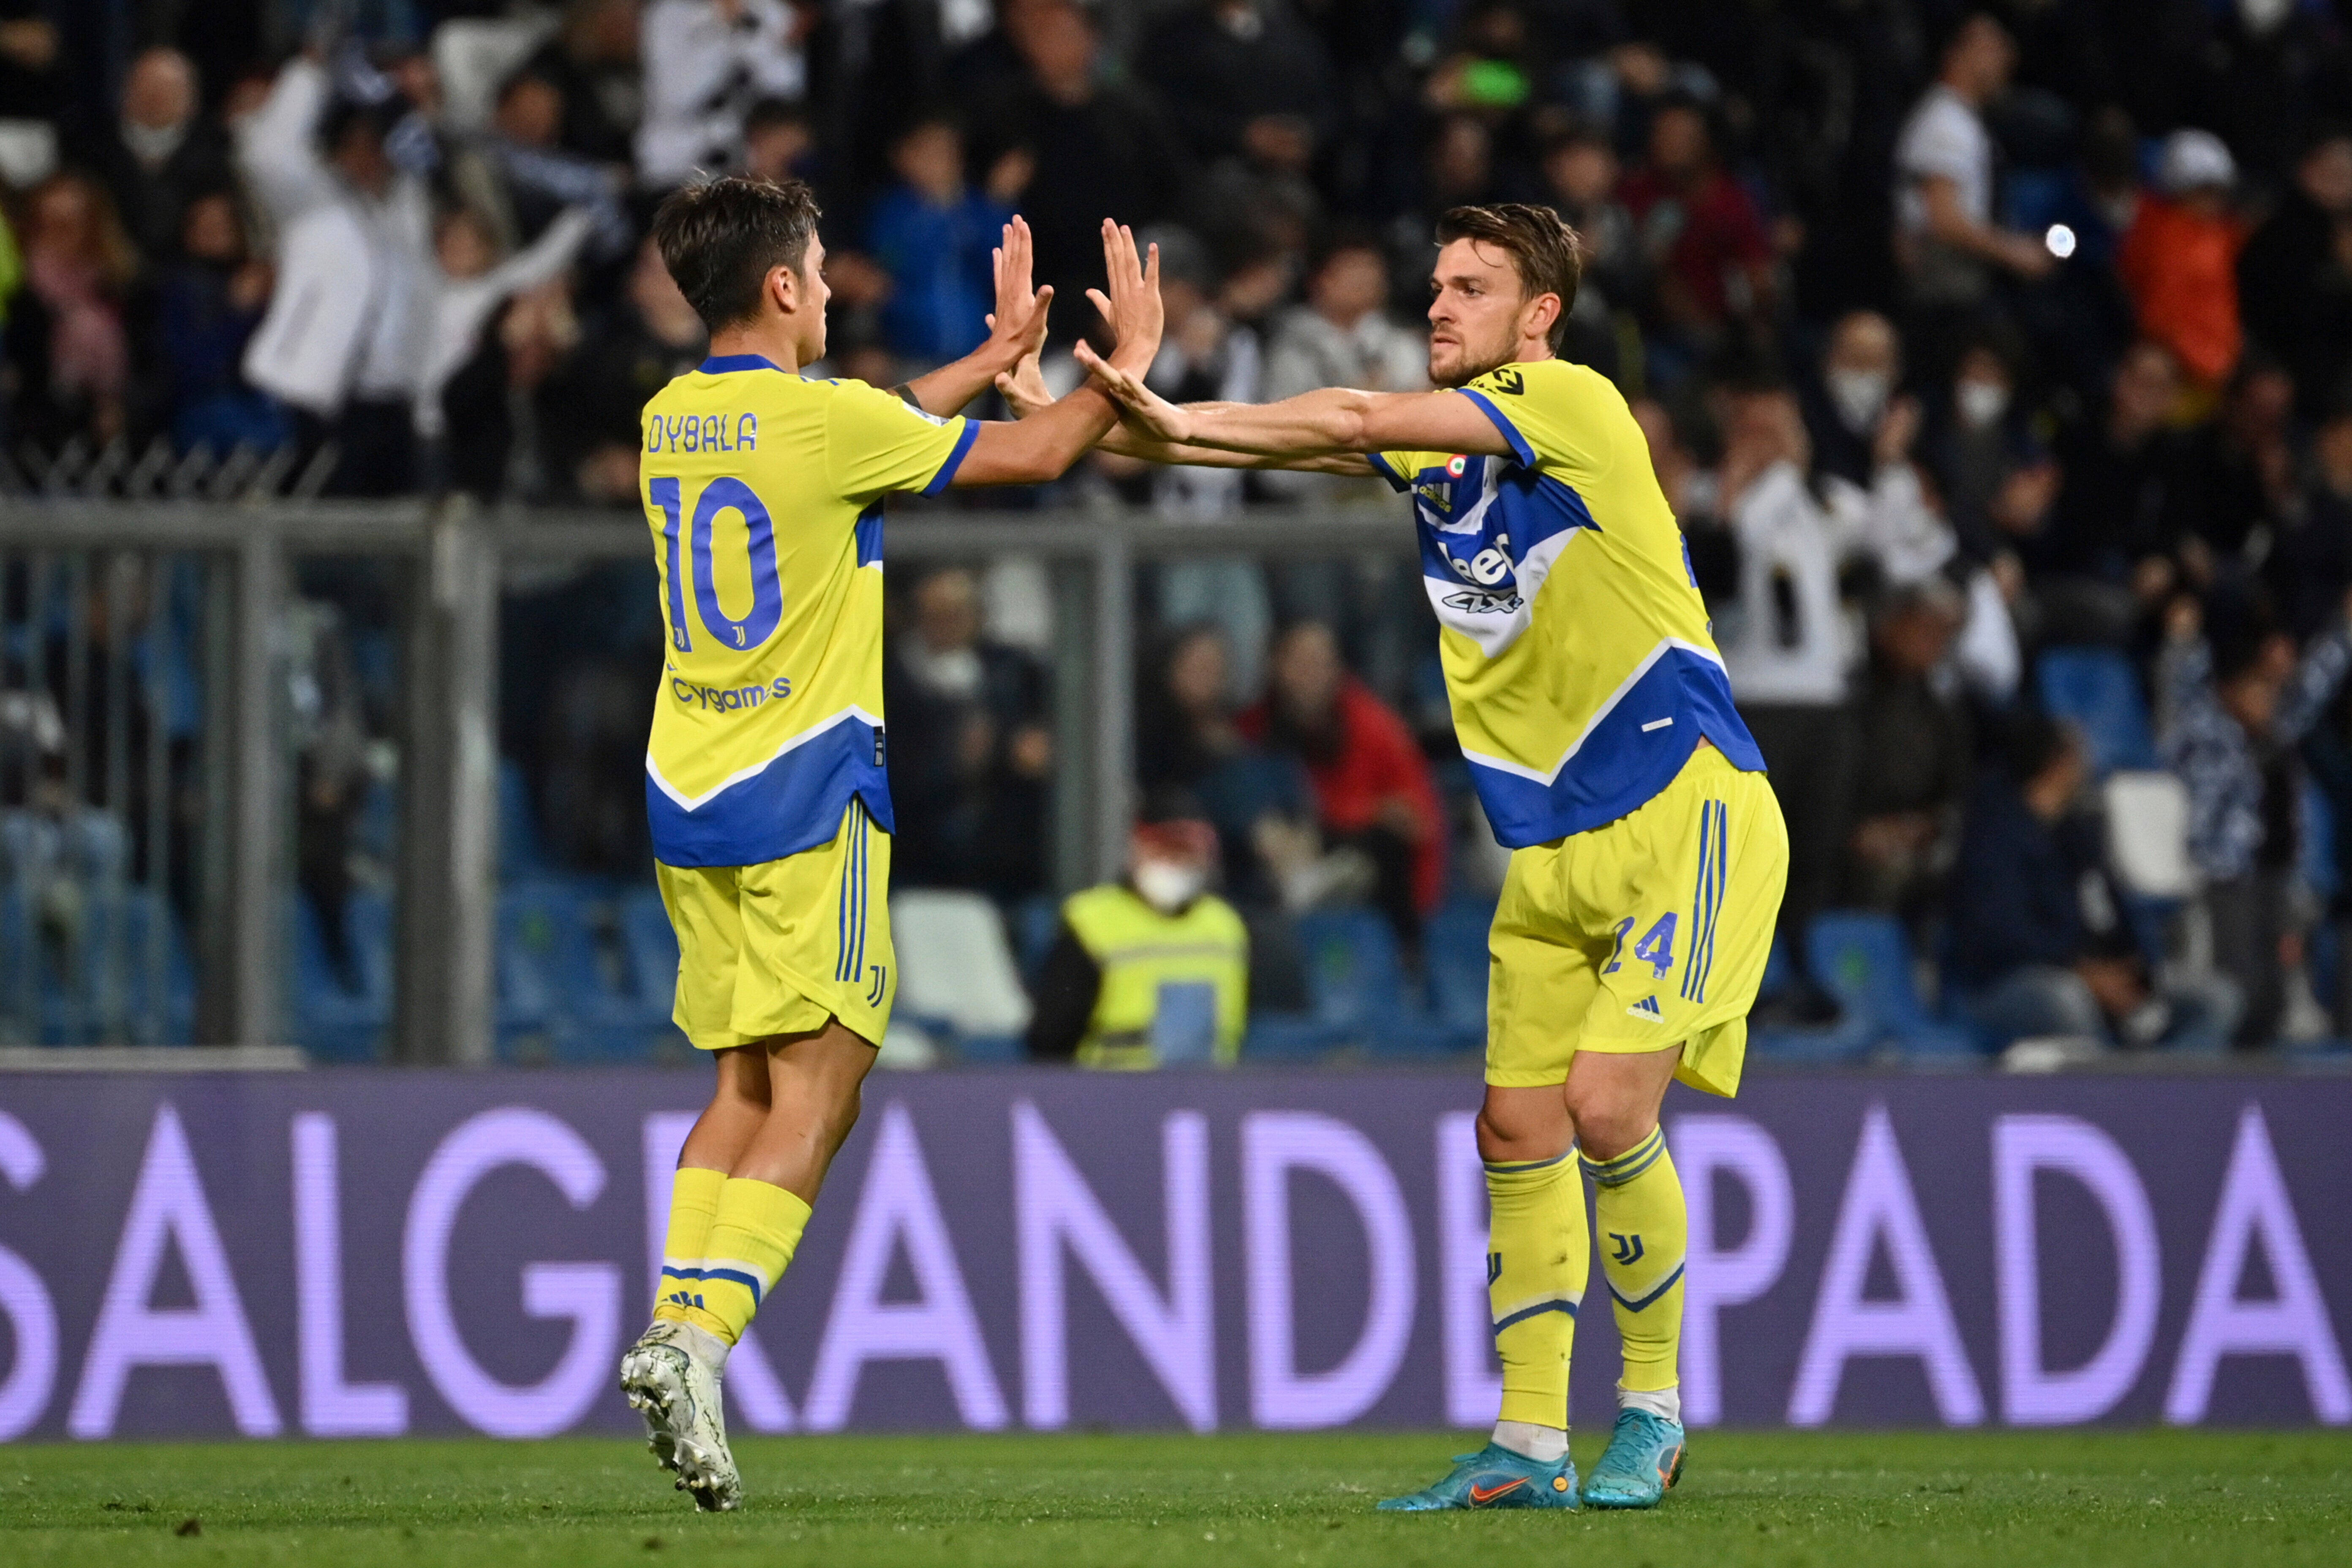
top-left (768, 263), bottom-right (799, 316)
top-left (1526, 291), bottom-right (1561, 343)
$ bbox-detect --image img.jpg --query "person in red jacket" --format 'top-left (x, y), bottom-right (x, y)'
top-left (2120, 129), bottom-right (2251, 393)
top-left (1241, 620), bottom-right (1446, 950)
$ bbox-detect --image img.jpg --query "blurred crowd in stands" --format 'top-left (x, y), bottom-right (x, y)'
top-left (22, 0), bottom-right (2352, 1055)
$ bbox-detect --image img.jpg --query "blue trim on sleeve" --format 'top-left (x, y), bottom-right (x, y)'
top-left (923, 419), bottom-right (981, 495)
top-left (1365, 450), bottom-right (1412, 492)
top-left (1458, 387), bottom-right (1537, 466)
top-left (699, 354), bottom-right (787, 374)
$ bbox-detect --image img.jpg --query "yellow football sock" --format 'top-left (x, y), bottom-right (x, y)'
top-left (676, 1177), bottom-right (813, 1346)
top-left (1486, 1150), bottom-right (1588, 1430)
top-left (1584, 1126), bottom-right (1686, 1395)
top-left (652, 1166), bottom-right (727, 1326)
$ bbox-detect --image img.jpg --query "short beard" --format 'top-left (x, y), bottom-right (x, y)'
top-left (1429, 336), bottom-right (1518, 390)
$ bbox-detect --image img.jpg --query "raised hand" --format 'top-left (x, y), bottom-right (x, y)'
top-left (1085, 219), bottom-right (1162, 376)
top-left (1073, 337), bottom-right (1193, 445)
top-left (981, 215), bottom-right (1053, 369)
top-left (993, 350), bottom-right (1054, 419)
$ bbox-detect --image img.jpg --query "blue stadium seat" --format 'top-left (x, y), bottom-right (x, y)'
top-left (1010, 893), bottom-right (1061, 988)
top-left (952, 1032), bottom-right (1026, 1064)
top-left (1240, 1011), bottom-right (1345, 1060)
top-left (618, 886), bottom-right (681, 1003)
top-left (2036, 648), bottom-right (2157, 776)
top-left (292, 888), bottom-right (393, 1062)
top-left (498, 760), bottom-right (550, 879)
top-left (0, 887), bottom-right (33, 1043)
top-left (77, 889), bottom-right (196, 1045)
top-left (352, 773), bottom-right (398, 866)
top-left (1806, 911), bottom-right (1984, 1062)
top-left (500, 878), bottom-right (676, 1061)
top-left (494, 882), bottom-right (563, 1054)
top-left (1424, 898), bottom-right (1493, 1052)
top-left (1293, 905), bottom-right (1448, 1054)
top-left (2304, 776), bottom-right (2339, 905)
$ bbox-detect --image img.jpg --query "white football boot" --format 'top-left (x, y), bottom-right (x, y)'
top-left (618, 1321), bottom-right (742, 1512)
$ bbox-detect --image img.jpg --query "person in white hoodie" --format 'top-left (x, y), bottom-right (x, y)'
top-left (1711, 381), bottom-right (1881, 985)
top-left (414, 203), bottom-right (596, 463)
top-left (234, 48), bottom-right (434, 493)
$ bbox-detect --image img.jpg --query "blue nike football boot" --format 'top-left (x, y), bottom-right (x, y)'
top-left (1580, 1408), bottom-right (1685, 1508)
top-left (1375, 1443), bottom-right (1579, 1511)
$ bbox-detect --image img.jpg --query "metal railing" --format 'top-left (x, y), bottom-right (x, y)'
top-left (0, 495), bottom-right (1416, 1062)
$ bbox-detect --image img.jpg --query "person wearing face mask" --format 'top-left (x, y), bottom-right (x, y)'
top-left (1025, 800), bottom-right (1251, 1068)
top-left (1803, 309), bottom-right (1903, 487)
top-left (100, 47), bottom-right (229, 262)
top-left (1929, 338), bottom-right (2026, 561)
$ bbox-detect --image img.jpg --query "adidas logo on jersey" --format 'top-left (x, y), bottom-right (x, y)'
top-left (1626, 996), bottom-right (1663, 1020)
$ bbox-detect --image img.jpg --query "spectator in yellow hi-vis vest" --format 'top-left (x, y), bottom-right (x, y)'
top-left (1026, 802), bottom-right (1249, 1068)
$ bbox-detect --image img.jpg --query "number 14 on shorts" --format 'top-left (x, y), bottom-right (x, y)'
top-left (1602, 912), bottom-right (1678, 979)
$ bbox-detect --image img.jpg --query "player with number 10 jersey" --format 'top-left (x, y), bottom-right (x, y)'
top-left (617, 177), bottom-right (1162, 1516)
top-left (641, 357), bottom-right (974, 1043)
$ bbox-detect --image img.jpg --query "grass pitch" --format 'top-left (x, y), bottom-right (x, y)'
top-left (0, 1429), bottom-right (2346, 1567)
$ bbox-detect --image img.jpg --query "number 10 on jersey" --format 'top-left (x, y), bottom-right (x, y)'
top-left (652, 475), bottom-right (782, 652)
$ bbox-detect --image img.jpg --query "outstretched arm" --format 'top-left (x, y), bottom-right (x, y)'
top-left (946, 220), bottom-right (1163, 487)
top-left (1105, 437), bottom-right (1379, 475)
top-left (1074, 343), bottom-right (1517, 460)
top-left (991, 359), bottom-right (1377, 474)
top-left (902, 215), bottom-right (1055, 417)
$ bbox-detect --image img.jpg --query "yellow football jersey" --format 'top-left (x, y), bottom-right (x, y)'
top-left (638, 354), bottom-right (976, 866)
top-left (1371, 357), bottom-right (1765, 847)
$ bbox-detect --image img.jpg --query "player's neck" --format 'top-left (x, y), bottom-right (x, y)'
top-left (708, 319), bottom-right (808, 374)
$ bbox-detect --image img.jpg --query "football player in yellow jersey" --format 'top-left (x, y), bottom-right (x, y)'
top-left (1061, 204), bottom-right (1788, 1512)
top-left (617, 175), bottom-right (1162, 1511)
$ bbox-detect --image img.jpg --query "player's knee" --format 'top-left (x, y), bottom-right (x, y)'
top-left (1475, 1105), bottom-right (1557, 1164)
top-left (1564, 1091), bottom-right (1655, 1163)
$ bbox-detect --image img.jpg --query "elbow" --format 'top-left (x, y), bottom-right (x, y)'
top-left (1010, 446), bottom-right (1073, 486)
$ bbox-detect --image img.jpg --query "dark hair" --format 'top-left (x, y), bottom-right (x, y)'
top-left (1309, 223), bottom-right (1384, 277)
top-left (1999, 708), bottom-right (2077, 786)
top-left (495, 69), bottom-right (559, 107)
top-left (651, 175), bottom-right (823, 333)
top-left (1434, 202), bottom-right (1582, 352)
top-left (1540, 117), bottom-right (1613, 159)
top-left (892, 109), bottom-right (964, 149)
top-left (321, 96), bottom-right (400, 153)
top-left (1936, 8), bottom-right (2009, 63)
top-left (1137, 786), bottom-right (1211, 827)
top-left (744, 97), bottom-right (809, 136)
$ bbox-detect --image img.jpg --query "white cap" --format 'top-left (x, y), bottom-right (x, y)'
top-left (2159, 128), bottom-right (2236, 194)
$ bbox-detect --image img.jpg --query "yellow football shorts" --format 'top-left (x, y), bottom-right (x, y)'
top-left (655, 798), bottom-right (896, 1051)
top-left (1486, 743), bottom-right (1788, 1097)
